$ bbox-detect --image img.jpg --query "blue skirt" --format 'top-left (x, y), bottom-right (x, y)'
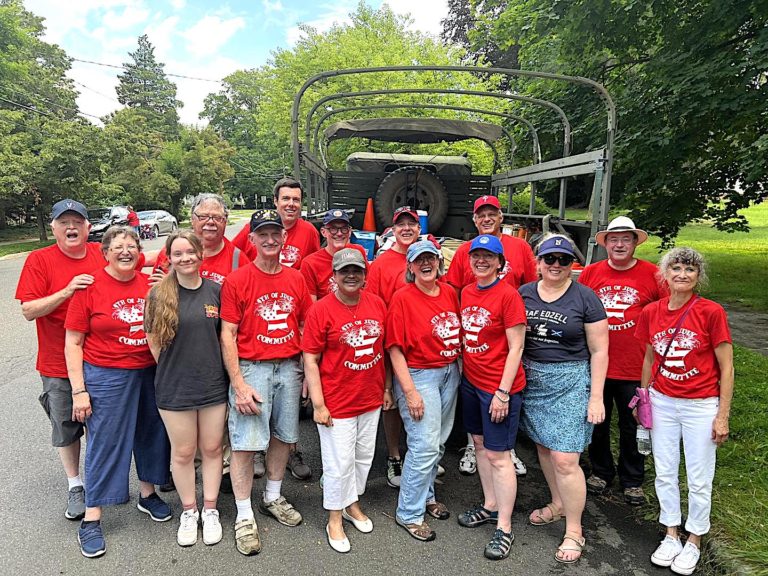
top-left (520, 359), bottom-right (593, 453)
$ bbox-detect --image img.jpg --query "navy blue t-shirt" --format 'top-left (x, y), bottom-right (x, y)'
top-left (520, 280), bottom-right (607, 363)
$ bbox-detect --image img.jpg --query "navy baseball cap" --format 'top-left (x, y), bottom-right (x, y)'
top-left (51, 199), bottom-right (88, 220)
top-left (250, 209), bottom-right (283, 232)
top-left (323, 209), bottom-right (351, 226)
top-left (537, 235), bottom-right (576, 257)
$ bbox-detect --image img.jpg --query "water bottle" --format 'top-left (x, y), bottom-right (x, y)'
top-left (636, 425), bottom-right (652, 456)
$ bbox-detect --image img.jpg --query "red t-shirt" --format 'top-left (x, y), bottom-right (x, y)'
top-left (446, 234), bottom-right (537, 291)
top-left (300, 244), bottom-right (369, 299)
top-left (635, 297), bottom-right (731, 399)
top-left (127, 211), bottom-right (139, 227)
top-left (16, 243), bottom-right (107, 377)
top-left (232, 219), bottom-right (320, 269)
top-left (153, 238), bottom-right (251, 285)
top-left (579, 259), bottom-right (666, 380)
top-left (302, 291), bottom-right (387, 418)
top-left (367, 249), bottom-right (407, 306)
top-left (385, 284), bottom-right (461, 368)
top-left (220, 263), bottom-right (310, 360)
top-left (460, 281), bottom-right (527, 394)
top-left (64, 267), bottom-right (154, 369)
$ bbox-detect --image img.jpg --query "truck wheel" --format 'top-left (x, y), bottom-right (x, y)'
top-left (375, 167), bottom-right (448, 231)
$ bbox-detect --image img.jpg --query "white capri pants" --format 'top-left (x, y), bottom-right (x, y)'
top-left (650, 388), bottom-right (719, 535)
top-left (317, 407), bottom-right (381, 511)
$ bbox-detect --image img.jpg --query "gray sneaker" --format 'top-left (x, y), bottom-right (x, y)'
top-left (65, 486), bottom-right (86, 520)
top-left (287, 451), bottom-right (311, 480)
top-left (258, 495), bottom-right (303, 527)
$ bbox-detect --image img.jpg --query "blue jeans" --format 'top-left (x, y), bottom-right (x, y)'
top-left (394, 362), bottom-right (459, 524)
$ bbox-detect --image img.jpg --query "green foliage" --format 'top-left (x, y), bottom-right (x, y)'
top-left (445, 0), bottom-right (768, 243)
top-left (498, 189), bottom-right (550, 214)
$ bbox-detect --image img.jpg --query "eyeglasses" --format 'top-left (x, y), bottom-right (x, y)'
top-left (469, 251), bottom-right (498, 261)
top-left (193, 212), bottom-right (226, 223)
top-left (411, 253), bottom-right (438, 265)
top-left (541, 254), bottom-right (575, 266)
top-left (324, 225), bottom-right (350, 236)
top-left (109, 244), bottom-right (139, 253)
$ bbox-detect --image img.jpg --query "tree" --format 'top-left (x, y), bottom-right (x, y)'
top-left (444, 0), bottom-right (768, 242)
top-left (116, 34), bottom-right (182, 139)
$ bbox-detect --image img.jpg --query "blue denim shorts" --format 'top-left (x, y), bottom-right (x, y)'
top-left (461, 376), bottom-right (522, 452)
top-left (228, 357), bottom-right (303, 451)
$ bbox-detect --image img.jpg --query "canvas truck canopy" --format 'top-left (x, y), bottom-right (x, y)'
top-left (345, 152), bottom-right (472, 176)
top-left (324, 118), bottom-right (503, 145)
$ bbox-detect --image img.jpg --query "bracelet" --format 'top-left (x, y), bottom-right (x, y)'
top-left (495, 388), bottom-right (510, 397)
top-left (493, 392), bottom-right (510, 404)
top-left (384, 388), bottom-right (393, 393)
top-left (72, 389), bottom-right (88, 395)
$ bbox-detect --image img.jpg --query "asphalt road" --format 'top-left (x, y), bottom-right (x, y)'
top-left (0, 228), bottom-right (662, 576)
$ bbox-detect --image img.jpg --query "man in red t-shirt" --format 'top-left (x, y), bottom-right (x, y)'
top-left (446, 195), bottom-right (536, 477)
top-left (126, 206), bottom-right (140, 234)
top-left (232, 177), bottom-right (320, 269)
top-left (301, 208), bottom-right (368, 301)
top-left (220, 209), bottom-right (311, 556)
top-left (367, 206), bottom-right (422, 487)
top-left (579, 216), bottom-right (665, 505)
top-left (15, 199), bottom-right (103, 521)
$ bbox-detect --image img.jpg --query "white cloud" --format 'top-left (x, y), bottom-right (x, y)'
top-left (383, 0), bottom-right (449, 36)
top-left (262, 0), bottom-right (283, 12)
top-left (24, 0), bottom-right (141, 43)
top-left (285, 2), bottom-right (357, 46)
top-left (169, 0), bottom-right (187, 9)
top-left (143, 15), bottom-right (181, 59)
top-left (102, 5), bottom-right (151, 30)
top-left (181, 15), bottom-right (246, 57)
top-left (165, 56), bottom-right (243, 125)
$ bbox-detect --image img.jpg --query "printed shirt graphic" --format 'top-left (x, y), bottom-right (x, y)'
top-left (385, 284), bottom-right (461, 369)
top-left (64, 267), bottom-right (154, 369)
top-left (635, 297), bottom-right (731, 398)
top-left (302, 291), bottom-right (387, 418)
top-left (152, 238), bottom-right (251, 285)
top-left (519, 281), bottom-right (607, 364)
top-left (460, 281), bottom-right (527, 394)
top-left (446, 234), bottom-right (537, 291)
top-left (220, 264), bottom-right (310, 360)
top-left (16, 243), bottom-right (107, 377)
top-left (367, 249), bottom-right (407, 305)
top-left (300, 244), bottom-right (368, 299)
top-left (579, 259), bottom-right (665, 380)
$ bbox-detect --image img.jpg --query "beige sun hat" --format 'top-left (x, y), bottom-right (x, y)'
top-left (595, 216), bottom-right (649, 246)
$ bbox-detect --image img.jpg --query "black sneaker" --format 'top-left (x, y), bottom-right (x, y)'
top-left (386, 457), bottom-right (402, 488)
top-left (159, 475), bottom-right (176, 493)
top-left (137, 492), bottom-right (172, 522)
top-left (484, 528), bottom-right (514, 560)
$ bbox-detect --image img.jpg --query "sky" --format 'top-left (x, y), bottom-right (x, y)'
top-left (23, 0), bottom-right (450, 125)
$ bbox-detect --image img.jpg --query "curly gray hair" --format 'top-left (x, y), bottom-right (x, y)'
top-left (658, 246), bottom-right (708, 291)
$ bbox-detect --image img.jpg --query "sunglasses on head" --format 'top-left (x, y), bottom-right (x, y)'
top-left (542, 254), bottom-right (575, 266)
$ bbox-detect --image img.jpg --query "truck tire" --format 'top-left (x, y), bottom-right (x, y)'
top-left (375, 167), bottom-right (448, 231)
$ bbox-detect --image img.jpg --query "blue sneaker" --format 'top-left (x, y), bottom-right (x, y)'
top-left (78, 521), bottom-right (106, 558)
top-left (137, 492), bottom-right (172, 522)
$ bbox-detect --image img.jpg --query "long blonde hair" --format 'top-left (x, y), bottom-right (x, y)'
top-left (144, 230), bottom-right (203, 350)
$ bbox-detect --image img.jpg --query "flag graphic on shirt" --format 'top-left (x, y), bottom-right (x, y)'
top-left (598, 286), bottom-right (639, 321)
top-left (652, 329), bottom-right (699, 369)
top-left (257, 295), bottom-right (295, 332)
top-left (112, 299), bottom-right (145, 334)
top-left (431, 312), bottom-right (460, 347)
top-left (461, 307), bottom-right (491, 343)
top-left (340, 321), bottom-right (383, 358)
top-left (280, 245), bottom-right (300, 267)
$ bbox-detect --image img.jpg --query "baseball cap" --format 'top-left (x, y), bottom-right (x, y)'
top-left (250, 209), bottom-right (283, 232)
top-left (537, 236), bottom-right (577, 257)
top-left (323, 208), bottom-right (351, 226)
top-left (473, 195), bottom-right (501, 213)
top-left (469, 234), bottom-right (504, 255)
top-left (595, 216), bottom-right (648, 246)
top-left (332, 247), bottom-right (367, 271)
top-left (51, 199), bottom-right (88, 220)
top-left (406, 240), bottom-right (441, 263)
top-left (392, 205), bottom-right (419, 224)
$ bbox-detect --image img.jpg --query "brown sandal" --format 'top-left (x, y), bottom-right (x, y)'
top-left (529, 503), bottom-right (562, 526)
top-left (555, 534), bottom-right (586, 564)
top-left (396, 517), bottom-right (436, 541)
top-left (426, 501), bottom-right (450, 520)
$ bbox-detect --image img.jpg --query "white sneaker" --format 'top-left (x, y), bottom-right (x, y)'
top-left (651, 535), bottom-right (683, 567)
top-left (458, 444), bottom-right (477, 475)
top-left (202, 508), bottom-right (223, 545)
top-left (436, 463), bottom-right (446, 477)
top-left (511, 450), bottom-right (527, 476)
top-left (671, 541), bottom-right (700, 575)
top-left (177, 509), bottom-right (199, 547)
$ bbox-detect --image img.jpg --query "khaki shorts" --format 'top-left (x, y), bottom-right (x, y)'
top-left (39, 376), bottom-right (85, 447)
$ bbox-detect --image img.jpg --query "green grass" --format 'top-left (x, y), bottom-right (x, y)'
top-left (0, 239), bottom-right (54, 257)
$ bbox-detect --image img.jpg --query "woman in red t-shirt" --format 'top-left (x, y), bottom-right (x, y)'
top-left (64, 226), bottom-right (171, 559)
top-left (385, 240), bottom-right (461, 543)
top-left (456, 235), bottom-right (527, 561)
top-left (635, 247), bottom-right (733, 574)
top-left (303, 248), bottom-right (389, 554)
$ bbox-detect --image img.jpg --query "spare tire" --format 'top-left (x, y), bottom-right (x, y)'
top-left (374, 167), bottom-right (448, 231)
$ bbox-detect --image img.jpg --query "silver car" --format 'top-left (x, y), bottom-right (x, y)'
top-left (138, 210), bottom-right (178, 237)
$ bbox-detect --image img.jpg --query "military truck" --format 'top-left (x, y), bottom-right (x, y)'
top-left (291, 66), bottom-right (616, 264)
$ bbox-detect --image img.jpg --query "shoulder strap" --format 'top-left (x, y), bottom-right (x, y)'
top-left (651, 295), bottom-right (700, 386)
top-left (232, 247), bottom-right (241, 271)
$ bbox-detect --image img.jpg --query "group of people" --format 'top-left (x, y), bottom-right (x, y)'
top-left (17, 183), bottom-right (733, 574)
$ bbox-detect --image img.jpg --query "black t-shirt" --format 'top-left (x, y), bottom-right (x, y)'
top-left (519, 280), bottom-right (607, 363)
top-left (154, 279), bottom-right (228, 410)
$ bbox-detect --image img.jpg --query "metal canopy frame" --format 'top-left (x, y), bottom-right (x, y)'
top-left (291, 66), bottom-right (616, 262)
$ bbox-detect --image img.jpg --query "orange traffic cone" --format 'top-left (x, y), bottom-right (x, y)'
top-left (362, 198), bottom-right (376, 231)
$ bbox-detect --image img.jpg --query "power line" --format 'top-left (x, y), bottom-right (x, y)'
top-left (72, 57), bottom-right (223, 83)
top-left (0, 86), bottom-right (103, 121)
top-left (0, 96), bottom-right (58, 118)
top-left (73, 80), bottom-right (122, 104)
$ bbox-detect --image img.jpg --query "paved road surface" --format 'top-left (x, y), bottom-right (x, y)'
top-left (0, 229), bottom-right (662, 575)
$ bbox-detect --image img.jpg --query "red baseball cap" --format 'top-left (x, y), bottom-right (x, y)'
top-left (393, 205), bottom-right (419, 224)
top-left (473, 195), bottom-right (501, 213)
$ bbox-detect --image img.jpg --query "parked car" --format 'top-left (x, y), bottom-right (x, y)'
top-left (87, 206), bottom-right (129, 241)
top-left (138, 210), bottom-right (178, 237)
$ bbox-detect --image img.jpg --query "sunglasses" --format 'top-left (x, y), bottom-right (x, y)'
top-left (542, 254), bottom-right (575, 266)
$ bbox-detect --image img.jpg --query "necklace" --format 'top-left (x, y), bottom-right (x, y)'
top-left (335, 293), bottom-right (360, 318)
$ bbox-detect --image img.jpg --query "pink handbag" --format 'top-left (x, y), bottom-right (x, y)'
top-left (629, 388), bottom-right (652, 428)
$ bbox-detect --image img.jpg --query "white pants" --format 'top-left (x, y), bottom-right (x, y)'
top-left (650, 389), bottom-right (719, 535)
top-left (317, 408), bottom-right (381, 511)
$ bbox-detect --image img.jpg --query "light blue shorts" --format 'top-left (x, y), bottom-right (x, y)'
top-left (228, 357), bottom-right (303, 451)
